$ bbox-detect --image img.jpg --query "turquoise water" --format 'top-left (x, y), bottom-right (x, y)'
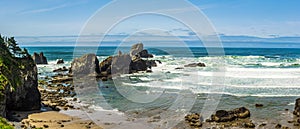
top-left (27, 46), bottom-right (300, 120)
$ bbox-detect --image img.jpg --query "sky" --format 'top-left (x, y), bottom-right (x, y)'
top-left (0, 0), bottom-right (300, 47)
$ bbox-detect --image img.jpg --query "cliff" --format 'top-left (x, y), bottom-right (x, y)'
top-left (0, 36), bottom-right (41, 117)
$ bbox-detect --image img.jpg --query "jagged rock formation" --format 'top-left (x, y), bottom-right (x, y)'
top-left (71, 43), bottom-right (160, 81)
top-left (98, 43), bottom-right (160, 80)
top-left (32, 52), bottom-right (48, 64)
top-left (0, 36), bottom-right (41, 117)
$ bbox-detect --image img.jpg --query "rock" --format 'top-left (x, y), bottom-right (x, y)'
top-left (111, 54), bottom-right (132, 75)
top-left (210, 107), bottom-right (250, 122)
top-left (53, 66), bottom-right (68, 72)
top-left (130, 43), bottom-right (144, 58)
top-left (43, 124), bottom-right (49, 128)
top-left (32, 52), bottom-right (48, 64)
top-left (293, 98), bottom-right (300, 116)
top-left (130, 59), bottom-right (148, 72)
top-left (71, 54), bottom-right (100, 77)
top-left (175, 67), bottom-right (184, 70)
top-left (255, 104), bottom-right (264, 107)
top-left (184, 62), bottom-right (205, 67)
top-left (51, 77), bottom-right (73, 83)
top-left (99, 43), bottom-right (160, 78)
top-left (138, 50), bottom-right (153, 58)
top-left (244, 122), bottom-right (255, 128)
top-left (185, 113), bottom-right (202, 128)
top-left (56, 59), bottom-right (64, 64)
top-left (275, 123), bottom-right (282, 128)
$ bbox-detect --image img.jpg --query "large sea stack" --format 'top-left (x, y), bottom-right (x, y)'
top-left (71, 43), bottom-right (160, 81)
top-left (0, 36), bottom-right (41, 117)
top-left (32, 52), bottom-right (48, 64)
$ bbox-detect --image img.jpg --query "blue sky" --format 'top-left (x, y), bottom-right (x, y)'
top-left (0, 0), bottom-right (300, 47)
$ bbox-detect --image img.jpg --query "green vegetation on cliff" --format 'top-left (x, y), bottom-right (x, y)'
top-left (0, 35), bottom-right (31, 101)
top-left (0, 117), bottom-right (14, 129)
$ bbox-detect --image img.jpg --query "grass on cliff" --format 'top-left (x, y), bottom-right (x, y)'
top-left (0, 117), bottom-right (14, 129)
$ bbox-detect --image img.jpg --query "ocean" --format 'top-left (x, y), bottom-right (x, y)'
top-left (25, 46), bottom-right (300, 127)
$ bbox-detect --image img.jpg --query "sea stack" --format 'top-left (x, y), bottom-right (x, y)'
top-left (32, 52), bottom-right (48, 64)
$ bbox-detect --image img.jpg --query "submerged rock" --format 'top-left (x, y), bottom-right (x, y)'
top-left (32, 52), bottom-right (48, 64)
top-left (184, 62), bottom-right (206, 67)
top-left (210, 107), bottom-right (250, 122)
top-left (255, 103), bottom-right (264, 107)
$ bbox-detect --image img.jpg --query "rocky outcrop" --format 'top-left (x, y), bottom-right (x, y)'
top-left (97, 43), bottom-right (160, 80)
top-left (184, 62), bottom-right (206, 67)
top-left (209, 107), bottom-right (250, 122)
top-left (1, 36), bottom-right (41, 117)
top-left (293, 98), bottom-right (300, 116)
top-left (32, 52), bottom-right (48, 64)
top-left (71, 43), bottom-right (160, 81)
top-left (56, 59), bottom-right (64, 64)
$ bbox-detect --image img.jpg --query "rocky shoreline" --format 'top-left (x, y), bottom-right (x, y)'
top-left (3, 42), bottom-right (300, 129)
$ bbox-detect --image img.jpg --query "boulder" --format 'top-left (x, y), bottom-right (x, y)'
top-left (32, 52), bottom-right (48, 64)
top-left (293, 98), bottom-right (300, 116)
top-left (53, 66), bottom-right (68, 72)
top-left (130, 43), bottom-right (143, 57)
top-left (56, 59), bottom-right (64, 64)
top-left (111, 54), bottom-right (131, 75)
top-left (130, 59), bottom-right (148, 72)
top-left (210, 107), bottom-right (250, 122)
top-left (71, 54), bottom-right (100, 77)
top-left (184, 62), bottom-right (205, 67)
top-left (138, 50), bottom-right (153, 58)
top-left (185, 113), bottom-right (203, 128)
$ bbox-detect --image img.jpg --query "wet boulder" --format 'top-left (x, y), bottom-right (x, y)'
top-left (210, 107), bottom-right (250, 122)
top-left (293, 98), bottom-right (300, 116)
top-left (185, 113), bottom-right (202, 128)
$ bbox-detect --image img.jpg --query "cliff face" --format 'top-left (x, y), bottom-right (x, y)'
top-left (6, 58), bottom-right (41, 111)
top-left (0, 36), bottom-right (41, 117)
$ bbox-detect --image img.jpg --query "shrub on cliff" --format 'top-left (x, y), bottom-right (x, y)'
top-left (0, 117), bottom-right (13, 129)
top-left (0, 35), bottom-right (27, 92)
